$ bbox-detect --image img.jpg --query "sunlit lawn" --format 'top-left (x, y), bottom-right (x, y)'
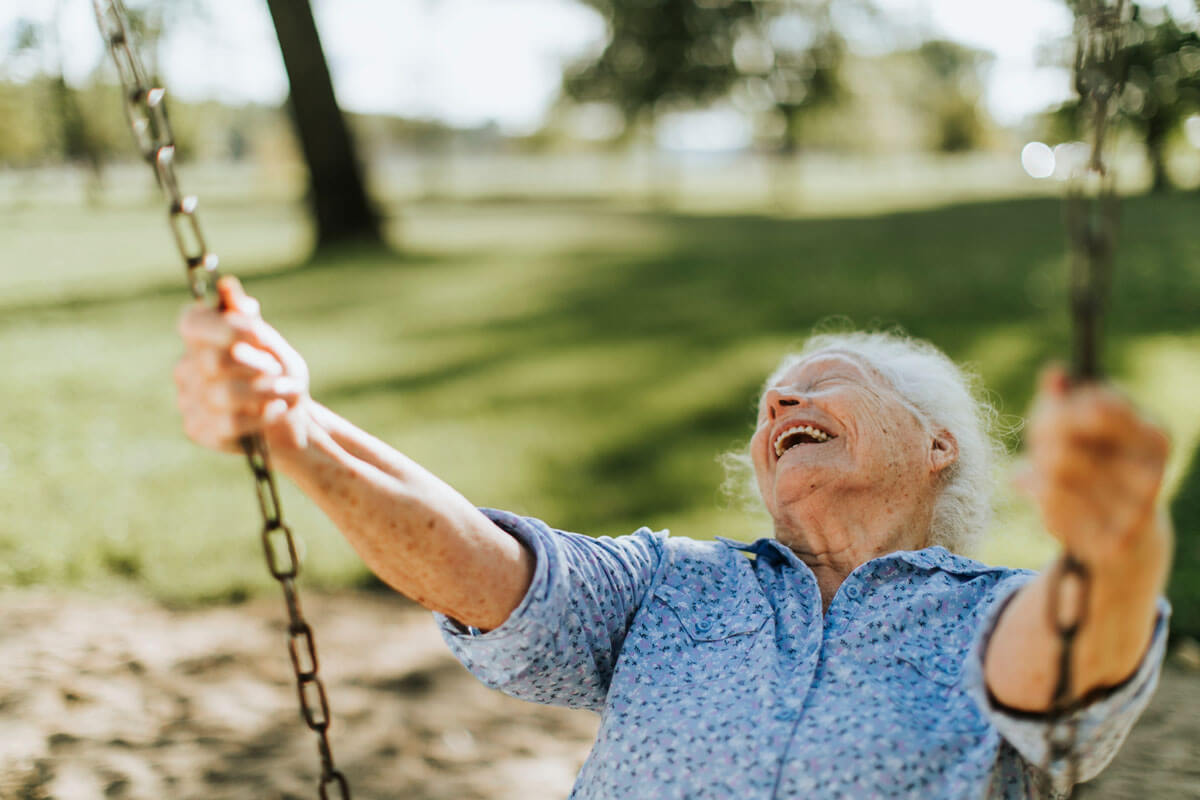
top-left (1, 176), bottom-right (1198, 604)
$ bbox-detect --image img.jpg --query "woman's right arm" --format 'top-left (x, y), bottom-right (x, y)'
top-left (175, 278), bottom-right (533, 631)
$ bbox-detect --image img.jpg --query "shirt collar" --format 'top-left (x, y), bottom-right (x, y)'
top-left (715, 536), bottom-right (1000, 577)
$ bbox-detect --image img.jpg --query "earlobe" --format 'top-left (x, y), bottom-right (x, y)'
top-left (930, 430), bottom-right (958, 474)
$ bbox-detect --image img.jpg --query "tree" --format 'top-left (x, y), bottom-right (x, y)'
top-left (264, 0), bottom-right (382, 250)
top-left (751, 0), bottom-right (849, 206)
top-left (4, 7), bottom-right (107, 202)
top-left (910, 40), bottom-right (992, 153)
top-left (759, 1), bottom-right (846, 155)
top-left (1116, 8), bottom-right (1200, 191)
top-left (564, 0), bottom-right (860, 140)
top-left (1048, 3), bottom-right (1200, 192)
top-left (563, 0), bottom-right (862, 207)
top-left (564, 0), bottom-right (759, 133)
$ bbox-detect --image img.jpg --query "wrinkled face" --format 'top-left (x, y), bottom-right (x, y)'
top-left (750, 352), bottom-right (940, 522)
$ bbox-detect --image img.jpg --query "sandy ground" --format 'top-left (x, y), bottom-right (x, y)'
top-left (2, 590), bottom-right (1197, 800)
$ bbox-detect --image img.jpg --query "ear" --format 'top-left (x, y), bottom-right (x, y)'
top-left (929, 429), bottom-right (958, 475)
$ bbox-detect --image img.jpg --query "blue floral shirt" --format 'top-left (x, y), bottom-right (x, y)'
top-left (436, 510), bottom-right (1168, 799)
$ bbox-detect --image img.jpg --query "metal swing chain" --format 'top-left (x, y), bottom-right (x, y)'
top-left (90, 2), bottom-right (350, 797)
top-left (1044, 0), bottom-right (1129, 794)
top-left (1067, 0), bottom-right (1128, 382)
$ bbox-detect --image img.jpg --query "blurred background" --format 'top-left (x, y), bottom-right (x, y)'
top-left (1, 0), bottom-right (1199, 797)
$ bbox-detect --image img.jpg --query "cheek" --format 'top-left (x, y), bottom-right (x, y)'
top-left (865, 421), bottom-right (927, 477)
top-left (749, 430), bottom-right (770, 474)
top-left (748, 430), bottom-right (777, 498)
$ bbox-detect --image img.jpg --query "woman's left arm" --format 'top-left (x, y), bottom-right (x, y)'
top-left (984, 366), bottom-right (1173, 712)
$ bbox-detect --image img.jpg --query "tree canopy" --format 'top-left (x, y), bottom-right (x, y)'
top-left (563, 0), bottom-right (861, 151)
top-left (1047, 3), bottom-right (1200, 191)
top-left (564, 0), bottom-right (759, 122)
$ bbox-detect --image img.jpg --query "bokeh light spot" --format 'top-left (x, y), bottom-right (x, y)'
top-left (1021, 141), bottom-right (1055, 179)
top-left (1052, 141), bottom-right (1089, 180)
top-left (1185, 115), bottom-right (1200, 149)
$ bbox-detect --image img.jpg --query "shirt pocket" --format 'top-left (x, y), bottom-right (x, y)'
top-left (884, 638), bottom-right (987, 734)
top-left (645, 584), bottom-right (771, 684)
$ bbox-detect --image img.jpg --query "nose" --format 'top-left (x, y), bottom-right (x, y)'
top-left (763, 387), bottom-right (804, 421)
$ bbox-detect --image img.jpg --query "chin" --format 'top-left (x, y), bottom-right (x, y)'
top-left (773, 468), bottom-right (836, 502)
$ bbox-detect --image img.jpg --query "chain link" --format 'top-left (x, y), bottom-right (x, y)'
top-left (1046, 1), bottom-right (1130, 796)
top-left (1042, 554), bottom-right (1092, 792)
top-left (91, 2), bottom-right (350, 796)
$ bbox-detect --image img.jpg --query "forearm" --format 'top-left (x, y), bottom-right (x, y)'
top-left (271, 401), bottom-right (534, 630)
top-left (984, 515), bottom-right (1171, 712)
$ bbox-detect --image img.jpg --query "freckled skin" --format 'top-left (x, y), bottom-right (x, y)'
top-left (986, 367), bottom-right (1170, 711)
top-left (174, 279), bottom-right (533, 631)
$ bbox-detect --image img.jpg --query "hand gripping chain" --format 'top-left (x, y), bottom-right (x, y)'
top-left (1045, 1), bottom-right (1129, 796)
top-left (91, 2), bottom-right (350, 796)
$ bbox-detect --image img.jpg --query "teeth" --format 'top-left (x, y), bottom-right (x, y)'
top-left (773, 425), bottom-right (832, 457)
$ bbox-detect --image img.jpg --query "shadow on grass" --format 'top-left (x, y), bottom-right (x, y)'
top-left (27, 194), bottom-right (1194, 549)
top-left (0, 241), bottom-right (448, 320)
top-left (537, 374), bottom-right (766, 531)
top-left (321, 194), bottom-right (1198, 534)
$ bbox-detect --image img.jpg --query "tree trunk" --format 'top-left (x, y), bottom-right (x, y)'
top-left (265, 0), bottom-right (383, 250)
top-left (50, 75), bottom-right (105, 206)
top-left (769, 110), bottom-right (803, 211)
top-left (1144, 114), bottom-right (1172, 194)
top-left (51, 0), bottom-right (104, 206)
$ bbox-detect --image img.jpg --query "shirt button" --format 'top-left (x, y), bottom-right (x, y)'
top-left (845, 584), bottom-right (861, 600)
top-left (774, 709), bottom-right (798, 722)
top-left (695, 619), bottom-right (712, 632)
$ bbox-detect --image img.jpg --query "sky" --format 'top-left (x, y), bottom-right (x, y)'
top-left (2, 0), bottom-right (1196, 138)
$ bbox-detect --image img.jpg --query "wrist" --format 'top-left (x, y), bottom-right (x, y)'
top-left (1086, 509), bottom-right (1172, 586)
top-left (263, 398), bottom-right (325, 475)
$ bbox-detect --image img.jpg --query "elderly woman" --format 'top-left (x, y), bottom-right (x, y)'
top-left (176, 279), bottom-right (1171, 799)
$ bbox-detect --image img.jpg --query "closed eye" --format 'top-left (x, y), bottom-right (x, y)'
top-left (810, 375), bottom-right (848, 389)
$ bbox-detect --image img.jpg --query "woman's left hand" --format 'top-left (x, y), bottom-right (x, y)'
top-left (986, 366), bottom-right (1171, 710)
top-left (1023, 365), bottom-right (1172, 575)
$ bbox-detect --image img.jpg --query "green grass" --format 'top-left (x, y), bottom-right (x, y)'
top-left (2, 186), bottom-right (1198, 605)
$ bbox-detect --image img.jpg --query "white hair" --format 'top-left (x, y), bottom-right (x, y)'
top-left (733, 328), bottom-right (1005, 555)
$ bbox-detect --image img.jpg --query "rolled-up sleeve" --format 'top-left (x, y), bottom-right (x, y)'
top-left (963, 577), bottom-right (1171, 795)
top-left (435, 509), bottom-right (665, 712)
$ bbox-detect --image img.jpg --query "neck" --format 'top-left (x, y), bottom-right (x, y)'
top-left (772, 505), bottom-right (932, 611)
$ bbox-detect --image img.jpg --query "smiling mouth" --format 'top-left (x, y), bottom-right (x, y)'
top-left (773, 424), bottom-right (837, 458)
